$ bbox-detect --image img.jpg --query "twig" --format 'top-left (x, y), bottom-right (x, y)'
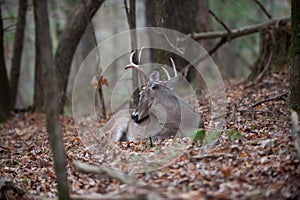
top-left (253, 0), bottom-right (272, 19)
top-left (251, 91), bottom-right (289, 108)
top-left (180, 37), bottom-right (227, 76)
top-left (191, 153), bottom-right (235, 162)
top-left (208, 10), bottom-right (231, 34)
top-left (192, 17), bottom-right (290, 40)
top-left (150, 27), bottom-right (186, 55)
top-left (70, 191), bottom-right (164, 200)
top-left (254, 49), bottom-right (273, 83)
top-left (73, 161), bottom-right (145, 186)
top-left (70, 194), bottom-right (138, 200)
top-left (3, 24), bottom-right (16, 32)
top-left (182, 17), bottom-right (290, 78)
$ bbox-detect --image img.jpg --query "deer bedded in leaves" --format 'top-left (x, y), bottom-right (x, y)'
top-left (102, 48), bottom-right (205, 145)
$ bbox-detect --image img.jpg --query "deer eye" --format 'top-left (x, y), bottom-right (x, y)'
top-left (151, 84), bottom-right (159, 90)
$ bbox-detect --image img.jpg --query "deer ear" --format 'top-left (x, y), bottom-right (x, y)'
top-left (149, 70), bottom-right (160, 83)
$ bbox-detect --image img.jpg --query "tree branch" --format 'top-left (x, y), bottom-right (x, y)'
top-left (73, 161), bottom-right (145, 186)
top-left (250, 91), bottom-right (289, 108)
top-left (180, 37), bottom-right (227, 76)
top-left (208, 9), bottom-right (231, 34)
top-left (192, 17), bottom-right (290, 40)
top-left (253, 0), bottom-right (272, 19)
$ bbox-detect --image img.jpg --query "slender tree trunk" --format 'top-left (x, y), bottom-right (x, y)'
top-left (33, 0), bottom-right (70, 199)
top-left (10, 0), bottom-right (27, 109)
top-left (33, 46), bottom-right (44, 111)
top-left (291, 0), bottom-right (300, 112)
top-left (54, 0), bottom-right (104, 114)
top-left (125, 0), bottom-right (139, 108)
top-left (33, 0), bottom-right (44, 111)
top-left (196, 0), bottom-right (213, 88)
top-left (0, 3), bottom-right (11, 122)
top-left (128, 0), bottom-right (138, 89)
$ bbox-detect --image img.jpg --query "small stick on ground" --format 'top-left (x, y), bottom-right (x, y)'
top-left (73, 161), bottom-right (145, 186)
top-left (251, 91), bottom-right (289, 108)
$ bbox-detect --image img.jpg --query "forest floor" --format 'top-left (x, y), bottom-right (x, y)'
top-left (1, 70), bottom-right (300, 200)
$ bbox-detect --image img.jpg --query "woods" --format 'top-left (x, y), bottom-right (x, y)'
top-left (0, 1), bottom-right (300, 199)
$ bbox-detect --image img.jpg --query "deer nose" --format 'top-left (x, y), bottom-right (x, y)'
top-left (131, 111), bottom-right (139, 121)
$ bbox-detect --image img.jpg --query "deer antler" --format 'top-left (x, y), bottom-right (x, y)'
top-left (160, 57), bottom-right (178, 89)
top-left (125, 50), bottom-right (148, 83)
top-left (170, 58), bottom-right (178, 77)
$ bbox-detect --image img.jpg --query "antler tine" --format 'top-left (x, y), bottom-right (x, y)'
top-left (159, 58), bottom-right (179, 90)
top-left (170, 57), bottom-right (178, 77)
top-left (138, 46), bottom-right (145, 65)
top-left (125, 50), bottom-right (148, 83)
top-left (161, 66), bottom-right (171, 80)
top-left (129, 50), bottom-right (138, 67)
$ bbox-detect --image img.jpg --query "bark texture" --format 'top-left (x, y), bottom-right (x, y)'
top-left (33, 0), bottom-right (70, 198)
top-left (145, 0), bottom-right (203, 85)
top-left (33, 0), bottom-right (44, 111)
top-left (0, 3), bottom-right (11, 122)
top-left (10, 0), bottom-right (27, 109)
top-left (54, 0), bottom-right (104, 113)
top-left (291, 0), bottom-right (300, 112)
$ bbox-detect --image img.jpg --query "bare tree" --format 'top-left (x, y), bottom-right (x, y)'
top-left (33, 3), bottom-right (44, 112)
top-left (291, 0), bottom-right (300, 112)
top-left (54, 0), bottom-right (104, 114)
top-left (0, 2), bottom-right (11, 122)
top-left (124, 0), bottom-right (139, 108)
top-left (10, 0), bottom-right (27, 109)
top-left (33, 0), bottom-right (70, 199)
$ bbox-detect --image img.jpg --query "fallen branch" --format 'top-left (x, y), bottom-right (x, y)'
top-left (192, 17), bottom-right (290, 40)
top-left (70, 194), bottom-right (142, 200)
top-left (73, 161), bottom-right (145, 186)
top-left (46, 192), bottom-right (164, 200)
top-left (191, 153), bottom-right (235, 162)
top-left (250, 91), bottom-right (289, 108)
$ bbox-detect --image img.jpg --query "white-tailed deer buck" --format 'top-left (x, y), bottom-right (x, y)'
top-left (103, 49), bottom-right (204, 143)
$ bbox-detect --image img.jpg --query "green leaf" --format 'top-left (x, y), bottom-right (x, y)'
top-left (193, 128), bottom-right (206, 144)
top-left (226, 129), bottom-right (242, 141)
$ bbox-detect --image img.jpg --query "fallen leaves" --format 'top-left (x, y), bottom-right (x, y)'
top-left (0, 70), bottom-right (300, 199)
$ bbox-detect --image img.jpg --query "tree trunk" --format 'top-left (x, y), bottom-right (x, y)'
top-left (145, 0), bottom-right (200, 82)
top-left (33, 0), bottom-right (70, 199)
top-left (10, 0), bottom-right (27, 109)
top-left (125, 0), bottom-right (139, 108)
top-left (0, 3), bottom-right (12, 122)
top-left (248, 21), bottom-right (291, 83)
top-left (33, 0), bottom-right (44, 112)
top-left (196, 0), bottom-right (214, 88)
top-left (291, 0), bottom-right (300, 112)
top-left (54, 0), bottom-right (104, 114)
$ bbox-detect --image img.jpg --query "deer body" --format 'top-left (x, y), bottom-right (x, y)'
top-left (102, 49), bottom-right (204, 142)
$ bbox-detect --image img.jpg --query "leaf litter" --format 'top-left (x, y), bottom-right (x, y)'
top-left (0, 70), bottom-right (299, 199)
